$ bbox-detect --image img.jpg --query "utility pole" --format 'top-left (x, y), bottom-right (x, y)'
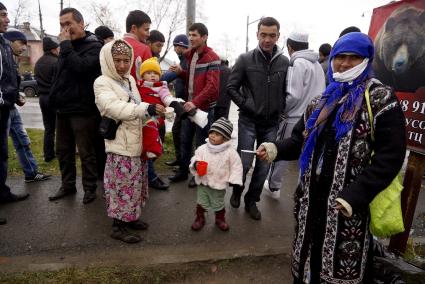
top-left (186, 0), bottom-right (196, 34)
top-left (246, 16), bottom-right (249, 53)
top-left (246, 16), bottom-right (262, 52)
top-left (60, 0), bottom-right (63, 11)
top-left (38, 0), bottom-right (44, 39)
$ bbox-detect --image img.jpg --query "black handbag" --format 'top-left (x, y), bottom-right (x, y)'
top-left (99, 117), bottom-right (122, 140)
top-left (99, 82), bottom-right (132, 140)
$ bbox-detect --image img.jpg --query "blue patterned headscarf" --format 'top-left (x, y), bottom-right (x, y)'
top-left (299, 32), bottom-right (374, 177)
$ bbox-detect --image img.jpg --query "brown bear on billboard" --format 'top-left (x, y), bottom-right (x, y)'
top-left (373, 5), bottom-right (425, 92)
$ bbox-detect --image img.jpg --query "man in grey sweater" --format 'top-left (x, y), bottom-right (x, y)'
top-left (263, 31), bottom-right (325, 199)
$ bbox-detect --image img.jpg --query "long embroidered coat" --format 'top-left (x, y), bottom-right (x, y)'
top-left (274, 79), bottom-right (406, 283)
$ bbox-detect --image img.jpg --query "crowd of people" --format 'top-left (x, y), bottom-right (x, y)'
top-left (0, 2), bottom-right (407, 283)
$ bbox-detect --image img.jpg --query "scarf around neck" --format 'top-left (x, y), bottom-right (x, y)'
top-left (206, 139), bottom-right (232, 153)
top-left (299, 32), bottom-right (374, 177)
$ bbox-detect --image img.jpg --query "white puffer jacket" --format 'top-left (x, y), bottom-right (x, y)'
top-left (94, 39), bottom-right (150, 157)
top-left (189, 140), bottom-right (243, 190)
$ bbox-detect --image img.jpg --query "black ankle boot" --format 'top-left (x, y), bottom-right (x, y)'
top-left (111, 219), bottom-right (142, 243)
top-left (230, 185), bottom-right (243, 208)
top-left (168, 171), bottom-right (188, 182)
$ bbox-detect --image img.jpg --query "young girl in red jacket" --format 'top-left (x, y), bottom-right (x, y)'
top-left (137, 58), bottom-right (185, 159)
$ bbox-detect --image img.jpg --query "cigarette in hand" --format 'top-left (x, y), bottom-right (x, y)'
top-left (241, 150), bottom-right (257, 154)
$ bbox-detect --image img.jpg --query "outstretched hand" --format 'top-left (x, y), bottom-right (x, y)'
top-left (169, 64), bottom-right (182, 75)
top-left (256, 145), bottom-right (268, 161)
top-left (335, 203), bottom-right (344, 211)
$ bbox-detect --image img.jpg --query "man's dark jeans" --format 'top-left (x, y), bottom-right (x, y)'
top-left (56, 113), bottom-right (98, 192)
top-left (171, 113), bottom-right (182, 162)
top-left (0, 107), bottom-right (12, 200)
top-left (39, 95), bottom-right (56, 161)
top-left (179, 108), bottom-right (214, 174)
top-left (235, 114), bottom-right (278, 205)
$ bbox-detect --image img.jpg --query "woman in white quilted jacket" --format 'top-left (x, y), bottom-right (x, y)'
top-left (94, 39), bottom-right (164, 243)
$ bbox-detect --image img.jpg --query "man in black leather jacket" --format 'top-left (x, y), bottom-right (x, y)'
top-left (0, 2), bottom-right (29, 224)
top-left (227, 17), bottom-right (289, 220)
top-left (48, 8), bottom-right (103, 204)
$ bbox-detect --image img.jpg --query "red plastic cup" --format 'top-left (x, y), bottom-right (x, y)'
top-left (197, 161), bottom-right (208, 176)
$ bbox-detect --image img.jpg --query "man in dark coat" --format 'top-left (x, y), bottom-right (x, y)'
top-left (214, 55), bottom-right (231, 120)
top-left (227, 17), bottom-right (289, 220)
top-left (94, 25), bottom-right (114, 44)
top-left (162, 34), bottom-right (189, 167)
top-left (48, 8), bottom-right (103, 204)
top-left (3, 30), bottom-right (51, 183)
top-left (34, 37), bottom-right (59, 162)
top-left (0, 2), bottom-right (29, 225)
top-left (318, 43), bottom-right (331, 85)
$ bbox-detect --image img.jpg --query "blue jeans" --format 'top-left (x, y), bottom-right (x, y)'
top-left (235, 114), bottom-right (278, 205)
top-left (267, 118), bottom-right (297, 190)
top-left (7, 108), bottom-right (38, 179)
top-left (0, 107), bottom-right (12, 200)
top-left (147, 159), bottom-right (158, 182)
top-left (179, 108), bottom-right (215, 173)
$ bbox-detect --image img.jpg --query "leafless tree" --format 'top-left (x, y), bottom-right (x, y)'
top-left (154, 0), bottom-right (186, 61)
top-left (213, 33), bottom-right (238, 66)
top-left (12, 0), bottom-right (32, 27)
top-left (124, 0), bottom-right (187, 62)
top-left (90, 2), bottom-right (120, 35)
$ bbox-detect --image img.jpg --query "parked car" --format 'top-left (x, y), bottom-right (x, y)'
top-left (19, 77), bottom-right (38, 97)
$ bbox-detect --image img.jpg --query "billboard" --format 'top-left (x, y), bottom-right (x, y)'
top-left (369, 0), bottom-right (425, 153)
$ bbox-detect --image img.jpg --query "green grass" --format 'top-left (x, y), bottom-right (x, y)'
top-left (0, 255), bottom-right (290, 284)
top-left (0, 266), bottom-right (175, 284)
top-left (8, 129), bottom-right (61, 176)
top-left (7, 129), bottom-right (176, 176)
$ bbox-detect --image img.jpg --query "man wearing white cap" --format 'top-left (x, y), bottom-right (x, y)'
top-left (263, 31), bottom-right (325, 199)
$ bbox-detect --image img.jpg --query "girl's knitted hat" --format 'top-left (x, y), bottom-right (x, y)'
top-left (209, 117), bottom-right (233, 140)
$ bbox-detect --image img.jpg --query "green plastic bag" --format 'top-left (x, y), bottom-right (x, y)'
top-left (369, 173), bottom-right (404, 237)
top-left (365, 87), bottom-right (405, 238)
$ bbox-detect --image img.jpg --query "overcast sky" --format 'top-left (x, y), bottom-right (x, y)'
top-left (3, 0), bottom-right (392, 62)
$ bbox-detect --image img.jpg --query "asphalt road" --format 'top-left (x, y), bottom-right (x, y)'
top-left (0, 162), bottom-right (298, 272)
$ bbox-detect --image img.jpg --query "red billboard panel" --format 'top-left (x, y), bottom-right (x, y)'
top-left (369, 0), bottom-right (425, 154)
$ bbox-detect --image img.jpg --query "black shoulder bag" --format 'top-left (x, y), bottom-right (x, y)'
top-left (99, 80), bottom-right (132, 140)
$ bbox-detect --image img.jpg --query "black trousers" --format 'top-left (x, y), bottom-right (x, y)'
top-left (171, 113), bottom-right (182, 162)
top-left (56, 113), bottom-right (98, 192)
top-left (94, 115), bottom-right (106, 180)
top-left (39, 95), bottom-right (56, 161)
top-left (0, 107), bottom-right (12, 200)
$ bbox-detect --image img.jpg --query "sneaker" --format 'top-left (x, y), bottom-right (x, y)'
top-left (263, 180), bottom-right (281, 200)
top-left (25, 173), bottom-right (51, 183)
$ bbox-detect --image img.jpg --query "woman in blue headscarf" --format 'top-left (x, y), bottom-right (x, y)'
top-left (257, 32), bottom-right (406, 283)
